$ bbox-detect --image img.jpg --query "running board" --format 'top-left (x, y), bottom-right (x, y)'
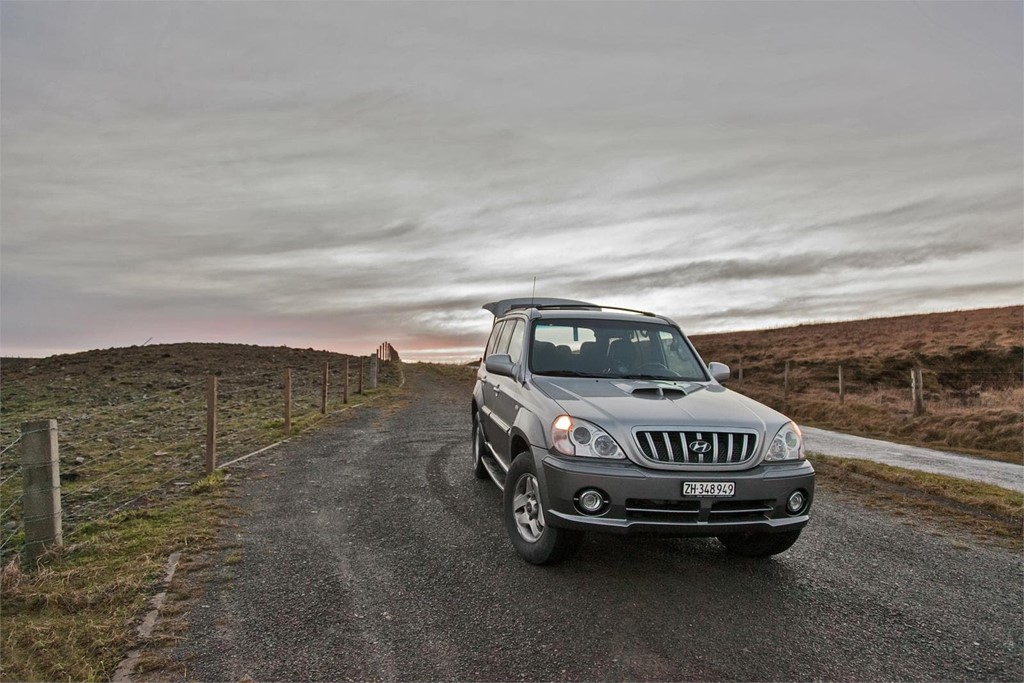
top-left (481, 440), bottom-right (509, 491)
top-left (481, 455), bottom-right (506, 491)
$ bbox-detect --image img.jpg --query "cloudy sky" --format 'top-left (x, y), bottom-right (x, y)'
top-left (2, 1), bottom-right (1021, 362)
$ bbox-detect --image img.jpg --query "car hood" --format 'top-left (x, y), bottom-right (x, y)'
top-left (530, 376), bottom-right (790, 438)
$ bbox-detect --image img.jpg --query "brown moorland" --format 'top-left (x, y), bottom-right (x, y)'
top-left (689, 306), bottom-right (1023, 462)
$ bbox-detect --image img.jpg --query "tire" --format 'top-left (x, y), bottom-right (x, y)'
top-left (471, 413), bottom-right (489, 480)
top-left (717, 529), bottom-right (802, 558)
top-left (503, 453), bottom-right (583, 565)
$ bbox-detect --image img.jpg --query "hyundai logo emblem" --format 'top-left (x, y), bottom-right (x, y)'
top-left (689, 440), bottom-right (712, 453)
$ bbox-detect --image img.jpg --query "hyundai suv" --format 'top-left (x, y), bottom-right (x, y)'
top-left (471, 298), bottom-right (815, 564)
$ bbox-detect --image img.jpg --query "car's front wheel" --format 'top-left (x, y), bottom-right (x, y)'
top-left (717, 529), bottom-right (802, 558)
top-left (504, 453), bottom-right (583, 565)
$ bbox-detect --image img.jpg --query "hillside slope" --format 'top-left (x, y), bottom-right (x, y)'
top-left (690, 306), bottom-right (1022, 461)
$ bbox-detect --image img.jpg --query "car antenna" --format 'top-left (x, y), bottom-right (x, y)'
top-left (531, 276), bottom-right (537, 308)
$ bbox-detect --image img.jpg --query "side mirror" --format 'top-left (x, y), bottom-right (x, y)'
top-left (708, 362), bottom-right (730, 383)
top-left (485, 353), bottom-right (516, 378)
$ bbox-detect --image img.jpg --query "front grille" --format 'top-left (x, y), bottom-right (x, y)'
top-left (634, 430), bottom-right (758, 465)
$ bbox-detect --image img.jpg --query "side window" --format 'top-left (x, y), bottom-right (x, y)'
top-left (494, 319), bottom-right (516, 355)
top-left (506, 321), bottom-right (525, 364)
top-left (484, 322), bottom-right (506, 358)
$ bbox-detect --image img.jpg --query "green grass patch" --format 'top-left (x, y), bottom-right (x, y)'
top-left (0, 492), bottom-right (224, 682)
top-left (810, 453), bottom-right (1023, 548)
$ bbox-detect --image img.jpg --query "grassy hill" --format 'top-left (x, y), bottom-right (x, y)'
top-left (690, 306), bottom-right (1023, 461)
top-left (0, 342), bottom-right (402, 682)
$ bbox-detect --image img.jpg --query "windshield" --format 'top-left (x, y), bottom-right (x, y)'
top-left (529, 318), bottom-right (709, 381)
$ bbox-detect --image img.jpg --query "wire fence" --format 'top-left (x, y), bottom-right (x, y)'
top-left (728, 358), bottom-right (1022, 405)
top-left (0, 346), bottom-right (401, 565)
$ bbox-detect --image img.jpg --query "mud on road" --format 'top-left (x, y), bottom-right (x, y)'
top-left (150, 365), bottom-right (1023, 681)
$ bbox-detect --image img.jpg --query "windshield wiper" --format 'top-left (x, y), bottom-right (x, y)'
top-left (621, 373), bottom-right (680, 380)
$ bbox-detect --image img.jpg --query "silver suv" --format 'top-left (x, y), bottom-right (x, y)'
top-left (471, 298), bottom-right (815, 564)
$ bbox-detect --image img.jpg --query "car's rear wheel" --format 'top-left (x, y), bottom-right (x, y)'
top-left (503, 453), bottom-right (583, 564)
top-left (471, 413), bottom-right (488, 480)
top-left (717, 529), bottom-right (802, 558)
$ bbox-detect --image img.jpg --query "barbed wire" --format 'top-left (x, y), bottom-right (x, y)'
top-left (0, 427), bottom-right (55, 463)
top-left (0, 436), bottom-right (23, 458)
top-left (64, 472), bottom-right (190, 539)
top-left (0, 494), bottom-right (26, 519)
top-left (216, 380), bottom-right (281, 399)
top-left (1, 356), bottom-right (397, 547)
top-left (34, 397), bottom-right (202, 430)
top-left (0, 524), bottom-right (24, 554)
top-left (0, 469), bottom-right (22, 488)
top-left (62, 439), bottom-right (199, 505)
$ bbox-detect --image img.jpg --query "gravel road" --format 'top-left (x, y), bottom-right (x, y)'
top-left (803, 427), bottom-right (1024, 493)
top-left (162, 366), bottom-right (1023, 681)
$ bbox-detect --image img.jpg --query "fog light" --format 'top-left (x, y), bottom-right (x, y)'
top-left (577, 489), bottom-right (605, 514)
top-left (786, 490), bottom-right (807, 514)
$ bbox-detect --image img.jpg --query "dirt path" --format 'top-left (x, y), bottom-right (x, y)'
top-left (146, 365), bottom-right (1022, 681)
top-left (803, 426), bottom-right (1024, 492)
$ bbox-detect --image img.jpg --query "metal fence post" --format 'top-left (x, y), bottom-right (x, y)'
top-left (21, 420), bottom-right (61, 567)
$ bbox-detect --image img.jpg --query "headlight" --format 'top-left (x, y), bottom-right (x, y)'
top-left (551, 415), bottom-right (625, 459)
top-left (764, 422), bottom-right (805, 462)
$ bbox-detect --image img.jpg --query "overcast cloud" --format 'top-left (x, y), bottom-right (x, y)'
top-left (2, 1), bottom-right (1021, 361)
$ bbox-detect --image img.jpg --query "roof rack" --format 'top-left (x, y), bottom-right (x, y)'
top-left (534, 304), bottom-right (657, 317)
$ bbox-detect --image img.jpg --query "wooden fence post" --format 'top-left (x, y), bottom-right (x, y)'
top-left (358, 357), bottom-right (364, 395)
top-left (206, 376), bottom-right (217, 474)
top-left (911, 368), bottom-right (925, 416)
top-left (737, 358), bottom-right (744, 387)
top-left (21, 419), bottom-right (61, 567)
top-left (838, 364), bottom-right (845, 405)
top-left (284, 369), bottom-right (292, 432)
top-left (369, 353), bottom-right (378, 390)
top-left (321, 361), bottom-right (329, 415)
top-left (783, 361), bottom-right (790, 409)
top-left (343, 358), bottom-right (350, 404)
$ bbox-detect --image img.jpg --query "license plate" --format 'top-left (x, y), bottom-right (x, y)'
top-left (683, 482), bottom-right (735, 497)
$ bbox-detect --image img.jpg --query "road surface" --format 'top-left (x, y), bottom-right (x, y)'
top-left (803, 426), bottom-right (1024, 493)
top-left (154, 366), bottom-right (1023, 681)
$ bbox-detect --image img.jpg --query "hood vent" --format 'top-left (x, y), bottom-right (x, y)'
top-left (631, 386), bottom-right (687, 398)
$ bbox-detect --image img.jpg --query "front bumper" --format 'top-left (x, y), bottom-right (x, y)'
top-left (537, 448), bottom-right (814, 535)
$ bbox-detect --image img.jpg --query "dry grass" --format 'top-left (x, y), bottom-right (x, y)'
top-left (0, 486), bottom-right (225, 682)
top-left (694, 306), bottom-right (1022, 362)
top-left (412, 361), bottom-right (479, 386)
top-left (0, 343), bottom-right (405, 682)
top-left (811, 454), bottom-right (1023, 549)
top-left (692, 306), bottom-right (1023, 461)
